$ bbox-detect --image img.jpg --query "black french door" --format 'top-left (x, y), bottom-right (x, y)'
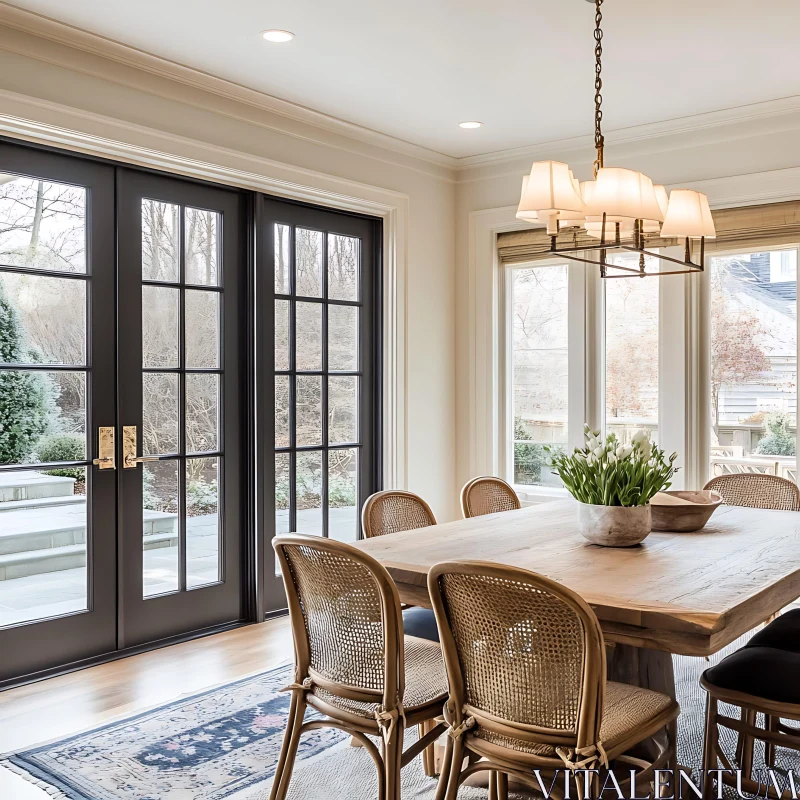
top-left (0, 141), bottom-right (117, 681)
top-left (0, 143), bottom-right (248, 684)
top-left (0, 138), bottom-right (383, 682)
top-left (260, 198), bottom-right (382, 612)
top-left (117, 169), bottom-right (246, 647)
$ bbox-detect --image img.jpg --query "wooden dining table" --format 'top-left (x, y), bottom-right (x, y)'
top-left (354, 498), bottom-right (800, 700)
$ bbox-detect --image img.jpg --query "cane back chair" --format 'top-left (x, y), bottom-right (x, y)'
top-left (703, 474), bottom-right (800, 512)
top-left (460, 476), bottom-right (521, 519)
top-left (360, 489), bottom-right (442, 773)
top-left (362, 489), bottom-right (437, 538)
top-left (428, 561), bottom-right (680, 800)
top-left (271, 535), bottom-right (447, 800)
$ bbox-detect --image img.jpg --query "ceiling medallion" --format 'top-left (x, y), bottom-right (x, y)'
top-left (516, 0), bottom-right (715, 278)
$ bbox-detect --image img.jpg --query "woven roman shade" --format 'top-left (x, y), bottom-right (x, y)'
top-left (497, 200), bottom-right (800, 264)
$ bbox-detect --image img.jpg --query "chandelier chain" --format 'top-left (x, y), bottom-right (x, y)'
top-left (593, 0), bottom-right (604, 174)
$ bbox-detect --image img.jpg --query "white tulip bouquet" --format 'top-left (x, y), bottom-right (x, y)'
top-left (546, 425), bottom-right (678, 507)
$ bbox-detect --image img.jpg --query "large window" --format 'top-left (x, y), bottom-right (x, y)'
top-left (511, 264), bottom-right (568, 487)
top-left (604, 253), bottom-right (659, 446)
top-left (708, 249), bottom-right (797, 482)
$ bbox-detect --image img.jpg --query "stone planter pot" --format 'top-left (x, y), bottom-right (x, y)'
top-left (576, 502), bottom-right (651, 547)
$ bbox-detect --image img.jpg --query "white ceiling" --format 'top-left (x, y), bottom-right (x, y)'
top-left (10, 0), bottom-right (800, 159)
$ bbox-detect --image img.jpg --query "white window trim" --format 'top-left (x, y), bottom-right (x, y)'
top-left (469, 188), bottom-right (800, 500)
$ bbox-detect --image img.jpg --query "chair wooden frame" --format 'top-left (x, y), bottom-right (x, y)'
top-left (271, 534), bottom-right (446, 800)
top-left (703, 474), bottom-right (800, 512)
top-left (700, 675), bottom-right (800, 800)
top-left (428, 561), bottom-right (680, 800)
top-left (362, 489), bottom-right (437, 538)
top-left (460, 476), bottom-right (521, 519)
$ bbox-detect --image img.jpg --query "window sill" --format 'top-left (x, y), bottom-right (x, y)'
top-left (513, 485), bottom-right (570, 506)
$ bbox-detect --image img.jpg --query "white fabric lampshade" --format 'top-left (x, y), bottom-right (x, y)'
top-left (642, 185), bottom-right (670, 233)
top-left (660, 189), bottom-right (716, 238)
top-left (560, 179), bottom-right (593, 227)
top-left (516, 175), bottom-right (539, 222)
top-left (518, 161), bottom-right (585, 233)
top-left (584, 167), bottom-right (662, 223)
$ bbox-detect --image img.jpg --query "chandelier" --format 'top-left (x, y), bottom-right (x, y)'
top-left (516, 0), bottom-right (715, 278)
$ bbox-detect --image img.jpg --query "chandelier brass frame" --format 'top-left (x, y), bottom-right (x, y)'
top-left (522, 0), bottom-right (710, 279)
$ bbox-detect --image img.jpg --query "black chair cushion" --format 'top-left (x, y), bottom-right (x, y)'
top-left (703, 645), bottom-right (800, 704)
top-left (402, 606), bottom-right (440, 642)
top-left (747, 609), bottom-right (800, 653)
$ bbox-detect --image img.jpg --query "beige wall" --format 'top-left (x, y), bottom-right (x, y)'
top-left (0, 24), bottom-right (459, 519)
top-left (454, 113), bottom-right (800, 488)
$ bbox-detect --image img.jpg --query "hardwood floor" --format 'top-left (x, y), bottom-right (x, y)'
top-left (0, 617), bottom-right (293, 799)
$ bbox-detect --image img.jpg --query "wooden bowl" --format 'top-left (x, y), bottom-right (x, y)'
top-left (650, 490), bottom-right (723, 532)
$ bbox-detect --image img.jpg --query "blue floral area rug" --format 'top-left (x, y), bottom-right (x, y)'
top-left (2, 664), bottom-right (346, 800)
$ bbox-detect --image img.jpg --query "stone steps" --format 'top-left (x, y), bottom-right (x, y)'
top-left (0, 530), bottom-right (179, 580)
top-left (0, 469), bottom-right (180, 580)
top-left (0, 471), bottom-right (76, 502)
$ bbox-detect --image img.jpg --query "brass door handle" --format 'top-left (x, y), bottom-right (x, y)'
top-left (124, 454), bottom-right (160, 469)
top-left (93, 427), bottom-right (115, 470)
top-left (122, 425), bottom-right (159, 469)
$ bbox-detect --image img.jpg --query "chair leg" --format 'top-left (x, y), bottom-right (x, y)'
top-left (420, 720), bottom-right (437, 778)
top-left (666, 716), bottom-right (679, 772)
top-left (764, 714), bottom-right (777, 768)
top-left (269, 690), bottom-right (307, 800)
top-left (701, 695), bottom-right (719, 800)
top-left (489, 771), bottom-right (498, 800)
top-left (434, 734), bottom-right (453, 800)
top-left (497, 771), bottom-right (508, 800)
top-left (382, 723), bottom-right (404, 800)
top-left (444, 737), bottom-right (465, 800)
top-left (740, 709), bottom-right (757, 779)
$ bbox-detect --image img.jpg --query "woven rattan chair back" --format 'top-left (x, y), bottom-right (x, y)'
top-left (703, 474), bottom-right (800, 511)
top-left (460, 476), bottom-right (521, 518)
top-left (428, 560), bottom-right (605, 754)
top-left (361, 490), bottom-right (437, 538)
top-left (274, 534), bottom-right (404, 708)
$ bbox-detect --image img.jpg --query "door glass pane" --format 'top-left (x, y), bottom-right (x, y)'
top-left (296, 376), bottom-right (322, 446)
top-left (709, 250), bottom-right (798, 482)
top-left (0, 273), bottom-right (86, 365)
top-left (185, 208), bottom-right (220, 286)
top-left (275, 375), bottom-right (290, 447)
top-left (296, 451), bottom-right (322, 536)
top-left (275, 300), bottom-right (290, 371)
top-left (143, 373), bottom-right (179, 455)
top-left (512, 265), bottom-right (568, 487)
top-left (185, 290), bottom-right (219, 369)
top-left (186, 373), bottom-right (219, 454)
top-left (0, 175), bottom-right (86, 273)
top-left (0, 466), bottom-right (87, 627)
top-left (275, 224), bottom-right (291, 294)
top-left (296, 302), bottom-right (322, 371)
top-left (328, 234), bottom-right (359, 301)
top-left (329, 376), bottom-right (357, 444)
top-left (143, 460), bottom-right (179, 597)
top-left (187, 456), bottom-right (220, 588)
top-left (605, 254), bottom-right (659, 445)
top-left (142, 286), bottom-right (179, 368)
top-left (295, 228), bottom-right (323, 297)
top-left (328, 305), bottom-right (358, 371)
top-left (275, 453), bottom-right (290, 535)
top-left (0, 370), bottom-right (86, 465)
top-left (142, 200), bottom-right (179, 282)
top-left (328, 449), bottom-right (357, 542)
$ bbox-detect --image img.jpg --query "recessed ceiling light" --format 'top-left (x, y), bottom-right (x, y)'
top-left (459, 121), bottom-right (482, 129)
top-left (261, 30), bottom-right (295, 43)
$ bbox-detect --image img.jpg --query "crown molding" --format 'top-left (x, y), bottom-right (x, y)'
top-left (3, 1), bottom-right (800, 183)
top-left (454, 95), bottom-right (800, 173)
top-left (0, 1), bottom-right (458, 173)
